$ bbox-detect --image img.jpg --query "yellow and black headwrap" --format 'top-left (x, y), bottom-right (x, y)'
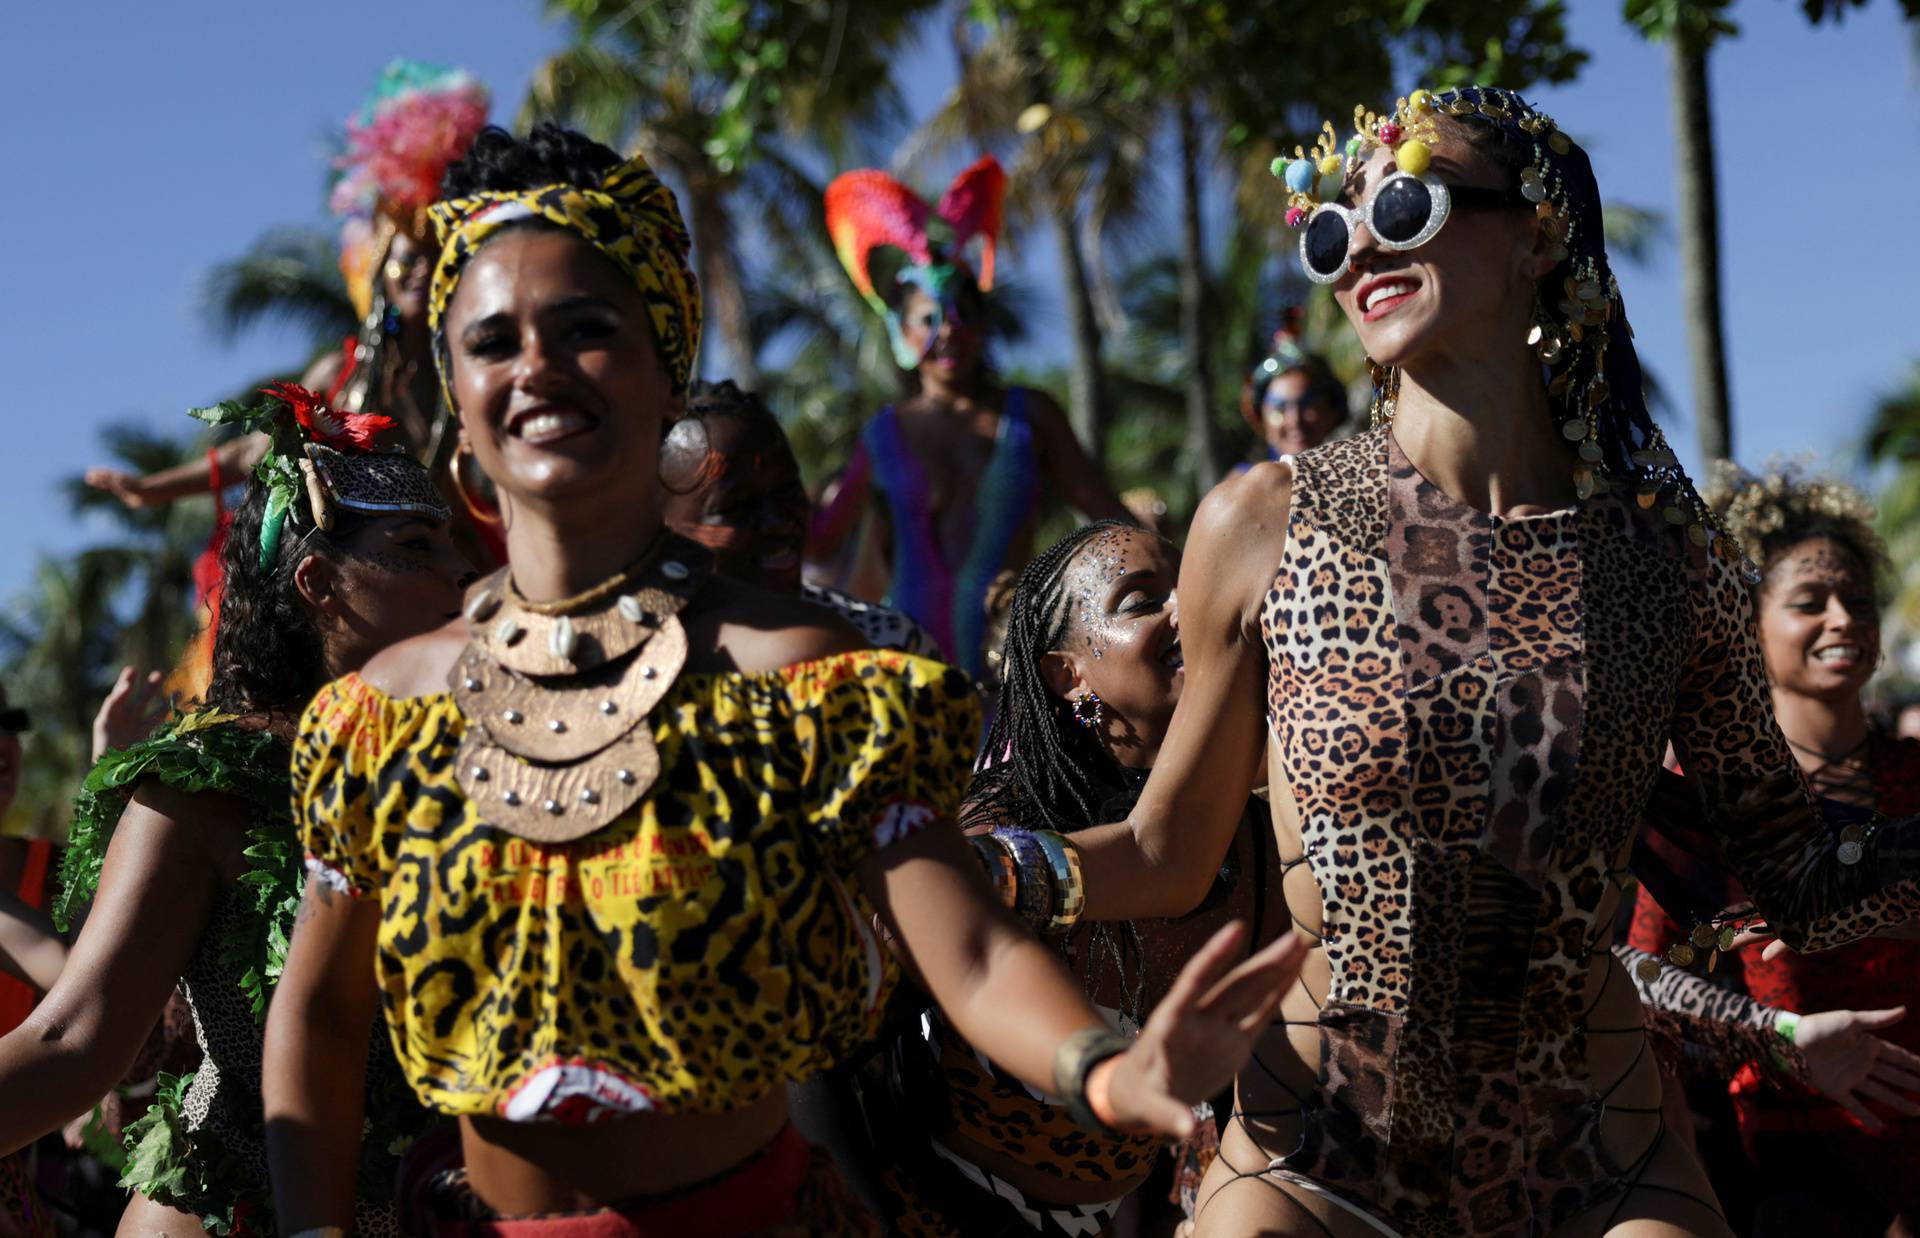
top-left (427, 152), bottom-right (702, 399)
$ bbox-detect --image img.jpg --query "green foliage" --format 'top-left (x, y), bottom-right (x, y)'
top-left (199, 226), bottom-right (355, 351)
top-left (1624, 0), bottom-right (1739, 47)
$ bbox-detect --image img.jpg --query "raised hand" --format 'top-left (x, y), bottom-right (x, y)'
top-left (1098, 924), bottom-right (1306, 1137)
top-left (1796, 1005), bottom-right (1920, 1133)
top-left (83, 467), bottom-right (151, 510)
top-left (92, 667), bottom-right (171, 761)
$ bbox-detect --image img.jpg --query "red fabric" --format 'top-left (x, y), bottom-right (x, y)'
top-left (427, 1126), bottom-right (812, 1238)
top-left (0, 839), bottom-right (52, 1035)
top-left (1627, 733), bottom-right (1920, 1174)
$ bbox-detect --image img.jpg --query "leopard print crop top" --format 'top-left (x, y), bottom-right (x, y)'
top-left (295, 649), bottom-right (978, 1122)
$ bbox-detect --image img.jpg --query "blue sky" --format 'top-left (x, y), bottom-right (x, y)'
top-left (0, 1), bottom-right (1915, 613)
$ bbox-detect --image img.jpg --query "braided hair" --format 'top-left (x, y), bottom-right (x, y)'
top-left (966, 520), bottom-right (1135, 834)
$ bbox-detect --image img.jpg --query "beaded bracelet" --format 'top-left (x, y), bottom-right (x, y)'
top-left (1032, 829), bottom-right (1087, 934)
top-left (993, 829), bottom-right (1058, 929)
top-left (966, 833), bottom-right (1019, 909)
top-left (1052, 1025), bottom-right (1132, 1136)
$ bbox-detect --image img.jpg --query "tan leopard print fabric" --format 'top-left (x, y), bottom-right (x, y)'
top-left (1258, 428), bottom-right (1920, 1233)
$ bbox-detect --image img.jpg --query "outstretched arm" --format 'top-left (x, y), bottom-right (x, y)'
top-left (864, 821), bottom-right (1304, 1136)
top-left (263, 877), bottom-right (378, 1233)
top-left (84, 433), bottom-right (268, 510)
top-left (1071, 464), bottom-right (1290, 920)
top-left (0, 783), bottom-right (226, 1154)
top-left (1027, 390), bottom-right (1134, 525)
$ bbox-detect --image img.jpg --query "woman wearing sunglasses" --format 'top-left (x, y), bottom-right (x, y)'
top-left (0, 388), bottom-right (474, 1237)
top-left (1015, 86), bottom-right (1920, 1237)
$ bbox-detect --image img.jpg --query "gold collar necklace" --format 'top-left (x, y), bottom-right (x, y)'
top-left (450, 532), bottom-right (714, 843)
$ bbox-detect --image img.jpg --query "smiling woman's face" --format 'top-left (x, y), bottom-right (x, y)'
top-left (1048, 528), bottom-right (1184, 760)
top-left (1757, 536), bottom-right (1880, 704)
top-left (443, 227), bottom-right (676, 510)
top-left (1329, 126), bottom-right (1542, 372)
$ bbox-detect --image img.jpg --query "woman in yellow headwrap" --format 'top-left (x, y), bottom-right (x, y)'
top-left (260, 123), bottom-right (1305, 1236)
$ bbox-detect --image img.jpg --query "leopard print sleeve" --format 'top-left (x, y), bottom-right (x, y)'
top-left (791, 652), bottom-right (980, 874)
top-left (1612, 943), bottom-right (1805, 1083)
top-left (1670, 547), bottom-right (1920, 952)
top-left (293, 674), bottom-right (396, 899)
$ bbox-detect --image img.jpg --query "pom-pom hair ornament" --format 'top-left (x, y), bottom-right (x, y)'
top-left (825, 156), bottom-right (1008, 369)
top-left (332, 60), bottom-right (491, 321)
top-left (1269, 85), bottom-right (1752, 578)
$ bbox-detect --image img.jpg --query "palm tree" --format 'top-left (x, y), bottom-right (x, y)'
top-left (524, 0), bottom-right (941, 389)
top-left (200, 226), bottom-right (357, 359)
top-left (2, 425), bottom-right (211, 836)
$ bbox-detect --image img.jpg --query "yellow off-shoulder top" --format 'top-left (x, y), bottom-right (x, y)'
top-left (294, 650), bottom-right (978, 1123)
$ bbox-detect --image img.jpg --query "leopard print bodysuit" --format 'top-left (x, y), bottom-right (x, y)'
top-left (1227, 429), bottom-right (1920, 1236)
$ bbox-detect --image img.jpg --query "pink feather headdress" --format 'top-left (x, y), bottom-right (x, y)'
top-left (825, 155), bottom-right (1007, 317)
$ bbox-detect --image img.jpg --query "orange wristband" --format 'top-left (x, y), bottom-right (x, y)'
top-left (1086, 1055), bottom-right (1128, 1132)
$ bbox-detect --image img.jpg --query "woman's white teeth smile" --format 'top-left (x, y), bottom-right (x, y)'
top-left (513, 410), bottom-right (593, 443)
top-left (1364, 281), bottom-right (1416, 313)
top-left (1813, 644), bottom-right (1862, 666)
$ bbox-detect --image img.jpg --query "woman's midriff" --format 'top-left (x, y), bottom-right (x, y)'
top-left (458, 1088), bottom-right (791, 1215)
top-left (1220, 799), bottom-right (1669, 1225)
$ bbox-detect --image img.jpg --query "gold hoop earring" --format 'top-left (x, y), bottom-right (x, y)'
top-left (448, 441), bottom-right (504, 527)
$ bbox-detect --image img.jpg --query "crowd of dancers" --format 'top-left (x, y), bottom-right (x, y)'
top-left (0, 61), bottom-right (1916, 1238)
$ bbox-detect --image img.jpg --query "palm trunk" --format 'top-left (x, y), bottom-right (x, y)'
top-left (1669, 36), bottom-right (1730, 463)
top-left (686, 182), bottom-right (759, 389)
top-left (1048, 187), bottom-right (1107, 464)
top-left (1176, 95), bottom-right (1225, 493)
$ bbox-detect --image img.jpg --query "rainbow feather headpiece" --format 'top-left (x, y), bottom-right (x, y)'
top-left (333, 60), bottom-right (491, 320)
top-left (825, 155), bottom-right (1006, 368)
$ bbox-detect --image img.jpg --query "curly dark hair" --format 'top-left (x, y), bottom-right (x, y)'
top-left (1704, 460), bottom-right (1890, 601)
top-left (440, 122), bottom-right (622, 198)
top-left (198, 481), bottom-right (383, 720)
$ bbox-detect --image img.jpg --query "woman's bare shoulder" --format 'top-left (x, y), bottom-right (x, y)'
top-left (356, 618), bottom-right (469, 699)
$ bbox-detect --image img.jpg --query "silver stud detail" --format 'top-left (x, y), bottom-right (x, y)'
top-left (661, 559), bottom-right (689, 581)
top-left (581, 788), bottom-right (600, 805)
top-left (549, 719), bottom-right (567, 733)
top-left (642, 666), bottom-right (658, 680)
top-left (503, 790), bottom-right (521, 806)
top-left (503, 709), bottom-right (524, 724)
top-left (494, 617), bottom-right (523, 645)
top-left (550, 614), bottom-right (578, 661)
top-left (543, 798), bottom-right (562, 815)
top-left (470, 765), bottom-right (489, 782)
top-left (616, 768), bottom-right (636, 785)
top-left (599, 700), bottom-right (617, 715)
top-left (465, 590), bottom-right (500, 622)
top-left (618, 594), bottom-right (645, 623)
top-left (464, 676), bottom-right (482, 691)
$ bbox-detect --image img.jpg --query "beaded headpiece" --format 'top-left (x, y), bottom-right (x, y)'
top-left (1275, 85), bottom-right (1747, 573)
top-left (190, 384), bottom-right (449, 570)
top-left (825, 156), bottom-right (1007, 369)
top-left (332, 60), bottom-right (492, 323)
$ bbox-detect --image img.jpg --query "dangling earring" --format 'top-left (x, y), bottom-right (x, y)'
top-left (1527, 292), bottom-right (1566, 365)
top-left (1070, 690), bottom-right (1104, 730)
top-left (448, 440), bottom-right (504, 527)
top-left (1367, 360), bottom-right (1400, 429)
